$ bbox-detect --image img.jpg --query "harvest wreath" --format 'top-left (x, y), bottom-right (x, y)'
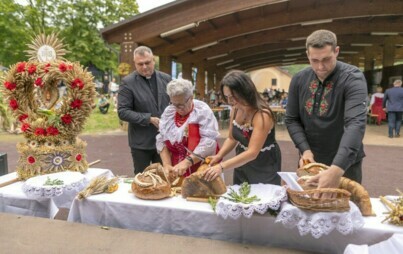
top-left (0, 34), bottom-right (96, 179)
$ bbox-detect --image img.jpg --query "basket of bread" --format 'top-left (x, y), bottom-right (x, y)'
top-left (288, 162), bottom-right (374, 216)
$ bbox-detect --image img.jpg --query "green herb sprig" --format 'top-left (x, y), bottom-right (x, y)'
top-left (222, 182), bottom-right (260, 204)
top-left (43, 177), bottom-right (64, 186)
top-left (208, 196), bottom-right (218, 211)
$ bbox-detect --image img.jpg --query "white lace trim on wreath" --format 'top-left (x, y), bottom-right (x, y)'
top-left (275, 201), bottom-right (365, 239)
top-left (22, 171), bottom-right (87, 199)
top-left (216, 184), bottom-right (288, 220)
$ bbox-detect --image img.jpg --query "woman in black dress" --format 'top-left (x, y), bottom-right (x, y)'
top-left (204, 70), bottom-right (281, 185)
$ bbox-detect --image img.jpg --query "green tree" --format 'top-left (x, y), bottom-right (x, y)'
top-left (0, 0), bottom-right (139, 73)
top-left (0, 0), bottom-right (31, 67)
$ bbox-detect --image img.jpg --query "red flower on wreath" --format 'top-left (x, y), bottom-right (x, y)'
top-left (61, 114), bottom-right (72, 124)
top-left (27, 156), bottom-right (36, 164)
top-left (46, 126), bottom-right (59, 136)
top-left (67, 65), bottom-right (73, 71)
top-left (70, 99), bottom-right (83, 109)
top-left (9, 99), bottom-right (18, 110)
top-left (44, 63), bottom-right (51, 73)
top-left (4, 81), bottom-right (16, 91)
top-left (21, 123), bottom-right (30, 132)
top-left (16, 62), bottom-right (26, 72)
top-left (75, 154), bottom-right (82, 161)
top-left (27, 64), bottom-right (37, 74)
top-left (34, 77), bottom-right (43, 87)
top-left (34, 128), bottom-right (46, 136)
top-left (59, 62), bottom-right (68, 72)
top-left (19, 114), bottom-right (28, 122)
top-left (71, 78), bottom-right (84, 89)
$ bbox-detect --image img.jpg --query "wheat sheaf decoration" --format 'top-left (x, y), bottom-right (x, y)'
top-left (1, 33), bottom-right (96, 143)
top-left (0, 33), bottom-right (96, 179)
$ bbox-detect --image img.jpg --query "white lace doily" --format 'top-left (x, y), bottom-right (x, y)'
top-left (216, 184), bottom-right (288, 219)
top-left (22, 171), bottom-right (87, 199)
top-left (275, 201), bottom-right (365, 238)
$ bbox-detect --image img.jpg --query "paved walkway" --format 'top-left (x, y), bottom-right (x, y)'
top-left (0, 123), bottom-right (402, 197)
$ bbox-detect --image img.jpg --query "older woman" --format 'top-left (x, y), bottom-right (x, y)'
top-left (156, 79), bottom-right (220, 179)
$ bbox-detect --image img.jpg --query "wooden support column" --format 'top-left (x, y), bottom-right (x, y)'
top-left (182, 63), bottom-right (193, 81)
top-left (364, 48), bottom-right (376, 90)
top-left (196, 65), bottom-right (206, 99)
top-left (381, 38), bottom-right (396, 86)
top-left (207, 70), bottom-right (215, 91)
top-left (351, 55), bottom-right (360, 68)
top-left (159, 55), bottom-right (172, 76)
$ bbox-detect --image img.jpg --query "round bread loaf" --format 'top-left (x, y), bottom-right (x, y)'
top-left (131, 163), bottom-right (171, 200)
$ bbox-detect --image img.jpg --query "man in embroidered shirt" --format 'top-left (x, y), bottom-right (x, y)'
top-left (285, 30), bottom-right (368, 189)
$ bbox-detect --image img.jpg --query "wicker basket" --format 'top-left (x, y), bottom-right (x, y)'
top-left (287, 188), bottom-right (351, 212)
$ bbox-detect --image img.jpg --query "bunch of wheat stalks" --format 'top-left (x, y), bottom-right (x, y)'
top-left (77, 176), bottom-right (119, 200)
top-left (380, 189), bottom-right (403, 226)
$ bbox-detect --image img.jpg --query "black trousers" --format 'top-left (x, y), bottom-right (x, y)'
top-left (130, 148), bottom-right (162, 175)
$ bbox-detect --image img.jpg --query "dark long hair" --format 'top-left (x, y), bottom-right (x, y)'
top-left (220, 70), bottom-right (274, 120)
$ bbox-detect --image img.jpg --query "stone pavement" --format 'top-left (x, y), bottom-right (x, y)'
top-left (0, 123), bottom-right (402, 197)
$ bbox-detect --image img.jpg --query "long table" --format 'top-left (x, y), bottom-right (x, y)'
top-left (67, 182), bottom-right (403, 254)
top-left (0, 168), bottom-right (113, 218)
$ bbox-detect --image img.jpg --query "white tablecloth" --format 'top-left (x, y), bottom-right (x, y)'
top-left (68, 183), bottom-right (403, 254)
top-left (0, 168), bottom-right (114, 218)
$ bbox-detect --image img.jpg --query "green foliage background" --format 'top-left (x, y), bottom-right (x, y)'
top-left (0, 0), bottom-right (139, 73)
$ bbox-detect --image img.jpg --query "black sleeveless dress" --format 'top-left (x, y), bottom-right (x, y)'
top-left (232, 110), bottom-right (281, 185)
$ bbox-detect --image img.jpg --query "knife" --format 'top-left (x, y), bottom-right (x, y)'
top-left (184, 146), bottom-right (206, 163)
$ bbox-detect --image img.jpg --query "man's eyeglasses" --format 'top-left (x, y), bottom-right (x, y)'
top-left (170, 96), bottom-right (192, 109)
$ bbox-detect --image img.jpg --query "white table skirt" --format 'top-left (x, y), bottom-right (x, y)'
top-left (0, 168), bottom-right (114, 218)
top-left (67, 183), bottom-right (403, 254)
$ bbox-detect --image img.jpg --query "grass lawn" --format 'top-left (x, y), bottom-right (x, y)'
top-left (83, 102), bottom-right (121, 134)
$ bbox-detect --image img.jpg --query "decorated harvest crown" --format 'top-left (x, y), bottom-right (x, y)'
top-left (1, 34), bottom-right (96, 179)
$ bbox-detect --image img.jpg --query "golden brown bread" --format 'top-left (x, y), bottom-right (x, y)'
top-left (297, 175), bottom-right (317, 190)
top-left (181, 163), bottom-right (226, 198)
top-left (131, 163), bottom-right (171, 200)
top-left (339, 177), bottom-right (374, 216)
top-left (297, 162), bottom-right (328, 177)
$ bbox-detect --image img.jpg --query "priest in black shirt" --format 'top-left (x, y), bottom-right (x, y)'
top-left (118, 46), bottom-right (171, 174)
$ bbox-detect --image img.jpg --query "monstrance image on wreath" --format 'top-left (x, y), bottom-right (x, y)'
top-left (0, 34), bottom-right (96, 180)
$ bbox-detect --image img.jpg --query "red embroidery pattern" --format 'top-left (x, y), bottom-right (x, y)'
top-left (319, 81), bottom-right (333, 116)
top-left (174, 104), bottom-right (194, 126)
top-left (304, 80), bottom-right (333, 116)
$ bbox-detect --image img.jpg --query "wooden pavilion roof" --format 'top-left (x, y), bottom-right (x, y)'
top-left (101, 0), bottom-right (403, 72)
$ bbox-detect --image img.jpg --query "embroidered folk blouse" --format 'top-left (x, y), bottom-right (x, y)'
top-left (285, 61), bottom-right (368, 171)
top-left (156, 99), bottom-right (220, 169)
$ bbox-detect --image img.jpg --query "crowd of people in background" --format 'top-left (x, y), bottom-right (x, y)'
top-left (93, 75), bottom-right (121, 114)
top-left (366, 79), bottom-right (403, 139)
